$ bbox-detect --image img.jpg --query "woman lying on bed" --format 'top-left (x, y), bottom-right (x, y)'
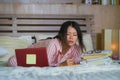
top-left (8, 21), bottom-right (86, 67)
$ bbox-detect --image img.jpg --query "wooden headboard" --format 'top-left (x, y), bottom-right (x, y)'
top-left (0, 14), bottom-right (95, 47)
top-left (0, 14), bottom-right (94, 36)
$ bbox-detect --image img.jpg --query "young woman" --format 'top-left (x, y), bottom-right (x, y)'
top-left (8, 21), bottom-right (86, 67)
top-left (47, 21), bottom-right (86, 66)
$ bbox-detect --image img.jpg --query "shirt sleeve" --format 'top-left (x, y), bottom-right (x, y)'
top-left (46, 39), bottom-right (59, 66)
top-left (73, 46), bottom-right (81, 64)
top-left (7, 55), bottom-right (17, 67)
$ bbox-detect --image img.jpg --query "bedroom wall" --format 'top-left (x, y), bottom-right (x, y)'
top-left (0, 3), bottom-right (120, 49)
top-left (0, 3), bottom-right (120, 33)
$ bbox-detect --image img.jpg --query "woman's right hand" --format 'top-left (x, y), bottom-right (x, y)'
top-left (60, 59), bottom-right (74, 66)
top-left (67, 59), bottom-right (74, 66)
top-left (59, 61), bottom-right (67, 66)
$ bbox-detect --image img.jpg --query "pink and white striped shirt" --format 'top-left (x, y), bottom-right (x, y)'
top-left (8, 38), bottom-right (82, 67)
top-left (47, 38), bottom-right (81, 66)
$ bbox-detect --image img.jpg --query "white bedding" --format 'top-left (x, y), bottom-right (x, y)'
top-left (0, 64), bottom-right (120, 80)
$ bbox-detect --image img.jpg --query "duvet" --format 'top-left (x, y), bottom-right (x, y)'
top-left (0, 64), bottom-right (120, 80)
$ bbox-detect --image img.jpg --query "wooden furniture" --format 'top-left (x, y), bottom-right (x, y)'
top-left (0, 14), bottom-right (95, 47)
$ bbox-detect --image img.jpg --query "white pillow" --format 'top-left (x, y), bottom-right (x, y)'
top-left (35, 33), bottom-right (57, 42)
top-left (0, 36), bottom-right (32, 62)
top-left (18, 36), bottom-right (33, 45)
top-left (83, 33), bottom-right (93, 52)
top-left (0, 47), bottom-right (9, 57)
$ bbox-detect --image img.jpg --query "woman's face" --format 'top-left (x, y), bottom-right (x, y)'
top-left (67, 26), bottom-right (78, 47)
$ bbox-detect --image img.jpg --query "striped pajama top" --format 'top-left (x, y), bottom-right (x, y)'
top-left (47, 38), bottom-right (81, 66)
top-left (8, 38), bottom-right (82, 67)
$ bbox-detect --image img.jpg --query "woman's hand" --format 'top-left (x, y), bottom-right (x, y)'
top-left (59, 61), bottom-right (67, 66)
top-left (67, 59), bottom-right (74, 66)
top-left (59, 59), bottom-right (75, 66)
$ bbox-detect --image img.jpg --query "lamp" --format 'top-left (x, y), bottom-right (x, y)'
top-left (102, 29), bottom-right (120, 60)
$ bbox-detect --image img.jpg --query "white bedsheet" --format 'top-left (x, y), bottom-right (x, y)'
top-left (0, 64), bottom-right (120, 80)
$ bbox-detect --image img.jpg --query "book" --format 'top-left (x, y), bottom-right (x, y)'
top-left (82, 50), bottom-right (112, 60)
top-left (80, 56), bottom-right (113, 65)
top-left (101, 0), bottom-right (110, 5)
top-left (111, 0), bottom-right (120, 5)
top-left (102, 29), bottom-right (112, 50)
top-left (86, 56), bottom-right (113, 65)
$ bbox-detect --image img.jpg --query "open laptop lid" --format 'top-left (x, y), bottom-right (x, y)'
top-left (15, 48), bottom-right (49, 67)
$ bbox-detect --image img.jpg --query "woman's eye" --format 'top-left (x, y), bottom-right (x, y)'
top-left (67, 34), bottom-right (77, 36)
top-left (73, 34), bottom-right (77, 36)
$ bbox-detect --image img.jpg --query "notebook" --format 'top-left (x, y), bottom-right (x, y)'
top-left (15, 47), bottom-right (49, 67)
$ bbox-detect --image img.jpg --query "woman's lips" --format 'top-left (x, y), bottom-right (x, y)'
top-left (68, 41), bottom-right (74, 43)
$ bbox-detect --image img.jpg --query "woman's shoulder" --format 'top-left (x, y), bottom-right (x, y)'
top-left (47, 38), bottom-right (62, 49)
top-left (73, 44), bottom-right (81, 50)
top-left (49, 38), bottom-right (59, 43)
top-left (48, 38), bottom-right (61, 45)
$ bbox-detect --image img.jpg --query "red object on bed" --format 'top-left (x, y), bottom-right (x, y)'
top-left (15, 47), bottom-right (49, 67)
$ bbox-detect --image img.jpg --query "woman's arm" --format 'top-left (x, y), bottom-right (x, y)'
top-left (7, 55), bottom-right (17, 67)
top-left (47, 39), bottom-right (59, 66)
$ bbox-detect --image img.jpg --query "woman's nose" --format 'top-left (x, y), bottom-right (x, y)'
top-left (69, 34), bottom-right (73, 38)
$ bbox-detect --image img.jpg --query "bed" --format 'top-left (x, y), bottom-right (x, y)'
top-left (0, 14), bottom-right (94, 63)
top-left (0, 64), bottom-right (120, 80)
top-left (0, 14), bottom-right (120, 80)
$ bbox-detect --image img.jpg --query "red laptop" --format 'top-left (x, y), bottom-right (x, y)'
top-left (15, 47), bottom-right (49, 67)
